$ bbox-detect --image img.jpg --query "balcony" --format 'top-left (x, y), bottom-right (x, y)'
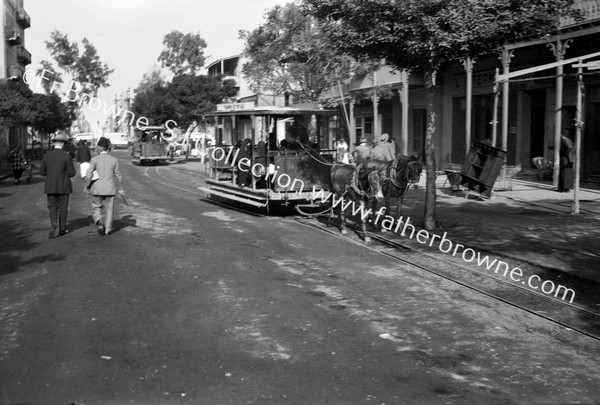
top-left (16, 8), bottom-right (30, 29)
top-left (17, 45), bottom-right (31, 65)
top-left (5, 28), bottom-right (21, 45)
top-left (8, 65), bottom-right (24, 80)
top-left (560, 0), bottom-right (600, 27)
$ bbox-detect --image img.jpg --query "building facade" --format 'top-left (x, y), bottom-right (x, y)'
top-left (0, 0), bottom-right (30, 162)
top-left (206, 55), bottom-right (254, 102)
top-left (333, 1), bottom-right (600, 182)
top-left (207, 54), bottom-right (287, 107)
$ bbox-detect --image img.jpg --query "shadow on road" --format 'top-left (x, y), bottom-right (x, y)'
top-left (0, 177), bottom-right (44, 189)
top-left (0, 220), bottom-right (67, 275)
top-left (68, 215), bottom-right (94, 232)
top-left (0, 253), bottom-right (66, 276)
top-left (112, 214), bottom-right (137, 234)
top-left (67, 214), bottom-right (137, 235)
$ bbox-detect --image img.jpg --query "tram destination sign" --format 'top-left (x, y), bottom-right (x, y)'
top-left (216, 102), bottom-right (255, 111)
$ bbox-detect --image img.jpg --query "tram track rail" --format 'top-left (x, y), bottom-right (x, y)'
top-left (295, 215), bottom-right (600, 342)
top-left (144, 166), bottom-right (267, 217)
top-left (141, 163), bottom-right (600, 341)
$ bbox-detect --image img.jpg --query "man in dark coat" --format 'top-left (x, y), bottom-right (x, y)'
top-left (40, 133), bottom-right (76, 238)
top-left (558, 133), bottom-right (575, 192)
top-left (76, 140), bottom-right (92, 180)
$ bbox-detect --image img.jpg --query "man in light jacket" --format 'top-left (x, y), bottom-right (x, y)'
top-left (371, 133), bottom-right (395, 162)
top-left (86, 137), bottom-right (125, 236)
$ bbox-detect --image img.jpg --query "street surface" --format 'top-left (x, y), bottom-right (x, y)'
top-left (1, 151), bottom-right (600, 405)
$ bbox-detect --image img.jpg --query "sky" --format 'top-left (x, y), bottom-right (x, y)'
top-left (24, 0), bottom-right (290, 128)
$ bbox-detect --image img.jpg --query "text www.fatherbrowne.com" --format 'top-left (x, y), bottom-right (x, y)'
top-left (311, 188), bottom-right (576, 304)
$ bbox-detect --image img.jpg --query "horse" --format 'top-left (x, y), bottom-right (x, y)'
top-left (367, 155), bottom-right (422, 231)
top-left (329, 163), bottom-right (384, 243)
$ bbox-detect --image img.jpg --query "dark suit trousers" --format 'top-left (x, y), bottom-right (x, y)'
top-left (47, 194), bottom-right (69, 231)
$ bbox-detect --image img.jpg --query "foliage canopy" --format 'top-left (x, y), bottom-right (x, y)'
top-left (158, 31), bottom-right (208, 76)
top-left (131, 75), bottom-right (237, 129)
top-left (305, 0), bottom-right (581, 72)
top-left (0, 80), bottom-right (73, 133)
top-left (43, 30), bottom-right (113, 96)
top-left (240, 2), bottom-right (357, 105)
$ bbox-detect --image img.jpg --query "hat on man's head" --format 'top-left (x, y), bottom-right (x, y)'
top-left (52, 133), bottom-right (69, 142)
top-left (97, 137), bottom-right (111, 149)
top-left (354, 136), bottom-right (367, 146)
top-left (380, 133), bottom-right (389, 143)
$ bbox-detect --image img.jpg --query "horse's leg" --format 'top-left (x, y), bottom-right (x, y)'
top-left (370, 199), bottom-right (378, 229)
top-left (380, 194), bottom-right (390, 233)
top-left (328, 204), bottom-right (334, 226)
top-left (360, 199), bottom-right (371, 243)
top-left (379, 195), bottom-right (391, 233)
top-left (396, 195), bottom-right (405, 223)
top-left (339, 205), bottom-right (348, 235)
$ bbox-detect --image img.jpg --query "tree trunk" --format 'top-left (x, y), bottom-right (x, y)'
top-left (424, 71), bottom-right (437, 231)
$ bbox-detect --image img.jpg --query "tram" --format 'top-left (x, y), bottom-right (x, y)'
top-left (201, 104), bottom-right (345, 212)
top-left (130, 125), bottom-right (171, 165)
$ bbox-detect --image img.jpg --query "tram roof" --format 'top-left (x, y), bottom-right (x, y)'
top-left (208, 105), bottom-right (339, 117)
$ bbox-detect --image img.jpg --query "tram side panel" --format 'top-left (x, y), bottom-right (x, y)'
top-left (272, 153), bottom-right (333, 192)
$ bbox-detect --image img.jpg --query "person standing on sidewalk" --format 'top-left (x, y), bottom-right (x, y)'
top-left (558, 133), bottom-right (575, 192)
top-left (86, 137), bottom-right (125, 236)
top-left (8, 145), bottom-right (27, 185)
top-left (76, 140), bottom-right (91, 180)
top-left (39, 134), bottom-right (76, 238)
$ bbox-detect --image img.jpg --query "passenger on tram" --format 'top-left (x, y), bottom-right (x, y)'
top-left (255, 138), bottom-right (268, 174)
top-left (236, 138), bottom-right (253, 187)
top-left (280, 131), bottom-right (301, 151)
top-left (309, 135), bottom-right (320, 151)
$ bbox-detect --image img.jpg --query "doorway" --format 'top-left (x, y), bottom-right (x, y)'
top-left (529, 89), bottom-right (546, 166)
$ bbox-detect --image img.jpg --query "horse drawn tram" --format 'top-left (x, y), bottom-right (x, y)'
top-left (201, 104), bottom-right (344, 213)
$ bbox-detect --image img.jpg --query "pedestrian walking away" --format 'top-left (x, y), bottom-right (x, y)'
top-left (8, 145), bottom-right (27, 185)
top-left (76, 140), bottom-right (92, 180)
top-left (39, 133), bottom-right (77, 238)
top-left (86, 137), bottom-right (126, 236)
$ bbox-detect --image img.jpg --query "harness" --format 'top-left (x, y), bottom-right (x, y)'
top-left (379, 157), bottom-right (419, 195)
top-left (350, 164), bottom-right (369, 197)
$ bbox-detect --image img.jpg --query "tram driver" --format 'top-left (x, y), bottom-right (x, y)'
top-left (280, 130), bottom-right (301, 151)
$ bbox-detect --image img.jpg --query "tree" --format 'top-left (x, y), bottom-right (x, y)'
top-left (131, 75), bottom-right (236, 129)
top-left (43, 31), bottom-right (114, 135)
top-left (44, 30), bottom-right (113, 96)
top-left (158, 31), bottom-right (207, 76)
top-left (25, 93), bottom-right (74, 134)
top-left (131, 83), bottom-right (178, 127)
top-left (0, 80), bottom-right (73, 133)
top-left (305, 0), bottom-right (581, 230)
top-left (135, 65), bottom-right (167, 95)
top-left (240, 2), bottom-right (356, 106)
top-left (0, 80), bottom-right (33, 127)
